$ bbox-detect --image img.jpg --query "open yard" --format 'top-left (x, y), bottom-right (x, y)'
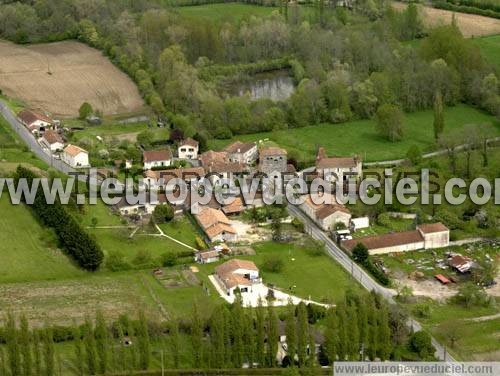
top-left (0, 40), bottom-right (145, 117)
top-left (392, 2), bottom-right (500, 37)
top-left (209, 104), bottom-right (500, 162)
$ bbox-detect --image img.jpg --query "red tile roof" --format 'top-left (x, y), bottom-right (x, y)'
top-left (179, 138), bottom-right (199, 148)
top-left (224, 141), bottom-right (256, 154)
top-left (417, 223), bottom-right (449, 234)
top-left (64, 144), bottom-right (87, 157)
top-left (259, 146), bottom-right (287, 157)
top-left (18, 109), bottom-right (52, 126)
top-left (42, 130), bottom-right (63, 145)
top-left (342, 230), bottom-right (424, 252)
top-left (143, 149), bottom-right (172, 163)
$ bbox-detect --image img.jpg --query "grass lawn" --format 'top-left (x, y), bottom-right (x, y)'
top-left (473, 34), bottom-right (500, 71)
top-left (403, 298), bottom-right (500, 360)
top-left (209, 104), bottom-right (500, 162)
top-left (176, 3), bottom-right (278, 23)
top-left (0, 195), bottom-right (86, 284)
top-left (159, 217), bottom-right (202, 249)
top-left (196, 240), bottom-right (361, 304)
top-left (352, 218), bottom-right (414, 238)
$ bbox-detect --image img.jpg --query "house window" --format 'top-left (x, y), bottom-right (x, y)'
top-left (240, 287), bottom-right (248, 293)
top-left (181, 148), bottom-right (186, 152)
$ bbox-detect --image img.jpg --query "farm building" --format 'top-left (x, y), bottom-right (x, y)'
top-left (195, 250), bottom-right (220, 264)
top-left (300, 193), bottom-right (351, 231)
top-left (178, 138), bottom-right (199, 160)
top-left (213, 259), bottom-right (262, 297)
top-left (39, 130), bottom-right (64, 152)
top-left (62, 144), bottom-right (89, 168)
top-left (224, 141), bottom-right (258, 165)
top-left (195, 207), bottom-right (238, 243)
top-left (342, 223), bottom-right (450, 255)
top-left (18, 109), bottom-right (53, 134)
top-left (143, 149), bottom-right (172, 170)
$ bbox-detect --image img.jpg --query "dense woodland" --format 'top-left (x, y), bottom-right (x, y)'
top-left (0, 0), bottom-right (499, 151)
top-left (0, 291), bottom-right (435, 375)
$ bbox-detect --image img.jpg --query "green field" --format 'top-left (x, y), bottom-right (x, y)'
top-left (0, 195), bottom-right (86, 284)
top-left (473, 34), bottom-right (500, 71)
top-left (196, 240), bottom-right (361, 304)
top-left (209, 104), bottom-right (500, 162)
top-left (176, 3), bottom-right (278, 22)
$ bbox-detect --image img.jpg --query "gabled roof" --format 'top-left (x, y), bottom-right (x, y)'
top-left (179, 138), bottom-right (199, 148)
top-left (302, 194), bottom-right (351, 219)
top-left (224, 141), bottom-right (256, 154)
top-left (42, 130), bottom-right (63, 145)
top-left (205, 161), bottom-right (247, 174)
top-left (215, 259), bottom-right (258, 275)
top-left (342, 230), bottom-right (424, 252)
top-left (18, 109), bottom-right (52, 126)
top-left (417, 223), bottom-right (449, 234)
top-left (143, 149), bottom-right (172, 163)
top-left (196, 207), bottom-right (231, 229)
top-left (144, 167), bottom-right (205, 182)
top-left (222, 197), bottom-right (245, 215)
top-left (315, 146), bottom-right (359, 169)
top-left (259, 146), bottom-right (287, 157)
top-left (64, 144), bottom-right (87, 157)
top-left (200, 150), bottom-right (229, 167)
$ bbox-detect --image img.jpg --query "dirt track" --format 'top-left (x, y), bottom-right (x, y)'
top-left (0, 40), bottom-right (145, 117)
top-left (392, 2), bottom-right (500, 37)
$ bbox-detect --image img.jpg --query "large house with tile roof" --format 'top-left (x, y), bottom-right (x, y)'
top-left (195, 207), bottom-right (238, 242)
top-left (300, 193), bottom-right (352, 231)
top-left (143, 149), bottom-right (172, 170)
top-left (315, 147), bottom-right (362, 183)
top-left (224, 141), bottom-right (258, 165)
top-left (177, 138), bottom-right (199, 160)
top-left (214, 259), bottom-right (262, 297)
top-left (342, 223), bottom-right (449, 255)
top-left (62, 144), bottom-right (89, 168)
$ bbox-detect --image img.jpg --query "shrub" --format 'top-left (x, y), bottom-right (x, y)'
top-left (152, 204), bottom-right (174, 224)
top-left (408, 331), bottom-right (435, 359)
top-left (132, 249), bottom-right (155, 268)
top-left (161, 252), bottom-right (178, 267)
top-left (195, 236), bottom-right (208, 250)
top-left (352, 243), bottom-right (369, 264)
top-left (413, 303), bottom-right (431, 319)
top-left (377, 212), bottom-right (392, 227)
top-left (79, 102), bottom-right (93, 120)
top-left (105, 250), bottom-right (131, 272)
top-left (261, 255), bottom-right (285, 273)
top-left (291, 217), bottom-right (305, 232)
top-left (407, 145), bottom-right (422, 166)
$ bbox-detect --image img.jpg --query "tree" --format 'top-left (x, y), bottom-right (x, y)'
top-left (346, 304), bottom-right (359, 360)
top-left (352, 243), bottom-right (369, 264)
top-left (19, 315), bottom-right (32, 376)
top-left (375, 104), bottom-right (404, 142)
top-left (255, 299), bottom-right (266, 367)
top-left (137, 310), bottom-right (151, 370)
top-left (231, 295), bottom-right (245, 367)
top-left (191, 303), bottom-right (204, 368)
top-left (79, 102), bottom-right (93, 120)
top-left (433, 91), bottom-right (445, 141)
top-left (408, 331), bottom-right (435, 359)
top-left (285, 301), bottom-right (297, 365)
top-left (5, 313), bottom-right (20, 376)
top-left (266, 305), bottom-right (278, 367)
top-left (324, 308), bottom-right (337, 363)
top-left (169, 320), bottom-right (180, 368)
top-left (83, 319), bottom-right (97, 375)
top-left (377, 304), bottom-right (392, 361)
top-left (137, 130), bottom-right (154, 148)
top-left (406, 145), bottom-right (422, 166)
top-left (95, 311), bottom-right (109, 374)
top-left (42, 328), bottom-right (55, 376)
top-left (73, 325), bottom-right (84, 376)
top-left (152, 204), bottom-right (174, 224)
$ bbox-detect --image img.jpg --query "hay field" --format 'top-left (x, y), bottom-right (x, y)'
top-left (0, 40), bottom-right (145, 117)
top-left (392, 2), bottom-right (500, 37)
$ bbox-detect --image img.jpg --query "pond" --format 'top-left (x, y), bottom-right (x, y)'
top-left (231, 70), bottom-right (295, 101)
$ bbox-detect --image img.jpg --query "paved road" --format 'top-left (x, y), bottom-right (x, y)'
top-left (287, 205), bottom-right (457, 363)
top-left (0, 99), bottom-right (78, 175)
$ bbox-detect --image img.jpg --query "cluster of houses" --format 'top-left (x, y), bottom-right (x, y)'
top-left (18, 109), bottom-right (90, 168)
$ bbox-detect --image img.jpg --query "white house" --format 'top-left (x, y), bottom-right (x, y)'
top-left (214, 259), bottom-right (262, 297)
top-left (177, 138), bottom-right (199, 160)
top-left (18, 109), bottom-right (53, 134)
top-left (39, 130), bottom-right (64, 152)
top-left (300, 193), bottom-right (352, 231)
top-left (62, 144), bottom-right (89, 168)
top-left (143, 149), bottom-right (172, 170)
top-left (224, 141), bottom-right (258, 165)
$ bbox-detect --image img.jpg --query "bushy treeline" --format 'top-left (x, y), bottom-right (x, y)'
top-left (433, 0), bottom-right (500, 19)
top-left (0, 1), bottom-right (498, 150)
top-left (14, 166), bottom-right (104, 271)
top-left (0, 291), bottom-right (431, 375)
